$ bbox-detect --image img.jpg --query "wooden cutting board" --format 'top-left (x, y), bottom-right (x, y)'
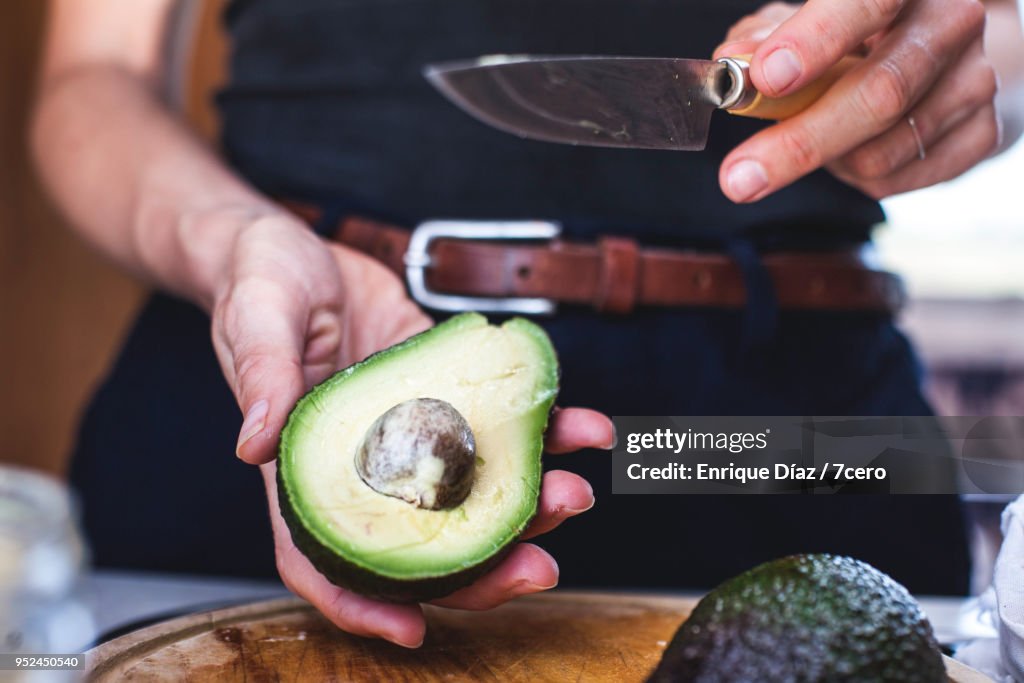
top-left (85, 591), bottom-right (991, 682)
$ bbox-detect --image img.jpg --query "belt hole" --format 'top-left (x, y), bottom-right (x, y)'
top-left (694, 270), bottom-right (712, 291)
top-left (517, 265), bottom-right (531, 279)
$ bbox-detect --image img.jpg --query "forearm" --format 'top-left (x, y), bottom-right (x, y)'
top-left (31, 64), bottom-right (283, 311)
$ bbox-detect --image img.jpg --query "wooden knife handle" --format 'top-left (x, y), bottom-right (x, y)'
top-left (720, 54), bottom-right (861, 120)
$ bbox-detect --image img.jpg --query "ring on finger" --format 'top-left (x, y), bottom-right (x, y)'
top-left (907, 116), bottom-right (927, 161)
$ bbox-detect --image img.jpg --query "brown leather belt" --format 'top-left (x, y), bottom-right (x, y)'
top-left (282, 201), bottom-right (905, 315)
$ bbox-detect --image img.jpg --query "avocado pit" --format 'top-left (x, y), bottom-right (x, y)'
top-left (355, 398), bottom-right (476, 510)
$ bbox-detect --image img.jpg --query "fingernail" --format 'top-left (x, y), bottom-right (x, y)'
top-left (604, 423), bottom-right (618, 451)
top-left (510, 578), bottom-right (559, 597)
top-left (236, 399), bottom-right (268, 456)
top-left (508, 549), bottom-right (561, 596)
top-left (565, 500), bottom-right (595, 516)
top-left (725, 160), bottom-right (769, 202)
top-left (567, 479), bottom-right (596, 514)
top-left (391, 632), bottom-right (425, 649)
top-left (565, 483), bottom-right (598, 516)
top-left (762, 48), bottom-right (802, 94)
top-left (542, 552), bottom-right (560, 587)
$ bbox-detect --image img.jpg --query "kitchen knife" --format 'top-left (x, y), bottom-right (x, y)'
top-left (424, 54), bottom-right (858, 151)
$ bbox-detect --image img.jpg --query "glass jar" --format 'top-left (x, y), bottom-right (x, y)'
top-left (0, 465), bottom-right (94, 682)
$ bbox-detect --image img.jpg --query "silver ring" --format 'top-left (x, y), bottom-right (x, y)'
top-left (907, 116), bottom-right (926, 161)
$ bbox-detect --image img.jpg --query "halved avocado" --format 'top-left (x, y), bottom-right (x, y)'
top-left (277, 313), bottom-right (559, 602)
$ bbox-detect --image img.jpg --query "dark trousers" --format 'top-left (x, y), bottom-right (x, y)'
top-left (70, 291), bottom-right (970, 595)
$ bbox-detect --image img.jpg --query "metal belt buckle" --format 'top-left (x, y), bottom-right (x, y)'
top-left (404, 220), bottom-right (562, 315)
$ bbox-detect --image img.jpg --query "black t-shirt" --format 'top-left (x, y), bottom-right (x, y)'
top-left (218, 0), bottom-right (884, 246)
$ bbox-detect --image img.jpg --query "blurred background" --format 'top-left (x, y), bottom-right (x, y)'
top-left (878, 144), bottom-right (1024, 418)
top-left (0, 1), bottom-right (223, 477)
top-left (1, 1), bottom-right (1021, 482)
top-left (1, 2), bottom-right (145, 477)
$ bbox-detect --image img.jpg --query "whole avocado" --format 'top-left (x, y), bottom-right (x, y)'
top-left (649, 554), bottom-right (946, 683)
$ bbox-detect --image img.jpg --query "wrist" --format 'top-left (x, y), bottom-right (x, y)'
top-left (138, 200), bottom-right (299, 311)
top-left (179, 204), bottom-right (285, 310)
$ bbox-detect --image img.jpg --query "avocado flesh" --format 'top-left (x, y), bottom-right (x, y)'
top-left (277, 313), bottom-right (558, 602)
top-left (649, 554), bottom-right (945, 683)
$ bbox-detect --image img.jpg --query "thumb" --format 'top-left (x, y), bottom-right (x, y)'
top-left (749, 0), bottom-right (904, 97)
top-left (214, 282), bottom-right (308, 465)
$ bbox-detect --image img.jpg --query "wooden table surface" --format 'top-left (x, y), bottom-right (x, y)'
top-left (85, 591), bottom-right (991, 682)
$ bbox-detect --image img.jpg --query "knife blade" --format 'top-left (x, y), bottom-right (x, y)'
top-left (424, 54), bottom-right (856, 151)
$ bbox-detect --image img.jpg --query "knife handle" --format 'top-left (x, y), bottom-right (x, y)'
top-left (718, 54), bottom-right (861, 120)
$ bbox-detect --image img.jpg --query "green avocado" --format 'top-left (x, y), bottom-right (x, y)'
top-left (277, 313), bottom-right (559, 603)
top-left (649, 554), bottom-right (946, 683)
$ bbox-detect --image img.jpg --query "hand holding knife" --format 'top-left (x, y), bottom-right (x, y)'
top-left (425, 53), bottom-right (858, 151)
top-left (425, 0), bottom-right (1007, 204)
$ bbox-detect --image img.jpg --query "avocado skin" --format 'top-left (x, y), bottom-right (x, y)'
top-left (276, 314), bottom-right (555, 604)
top-left (648, 554), bottom-right (946, 683)
top-left (277, 465), bottom-right (524, 602)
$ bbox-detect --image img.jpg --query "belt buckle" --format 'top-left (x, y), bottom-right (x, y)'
top-left (404, 220), bottom-right (562, 315)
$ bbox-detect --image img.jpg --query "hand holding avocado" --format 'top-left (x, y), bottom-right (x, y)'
top-left (208, 222), bottom-right (611, 646)
top-left (278, 315), bottom-right (568, 603)
top-left (215, 214), bottom-right (433, 467)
